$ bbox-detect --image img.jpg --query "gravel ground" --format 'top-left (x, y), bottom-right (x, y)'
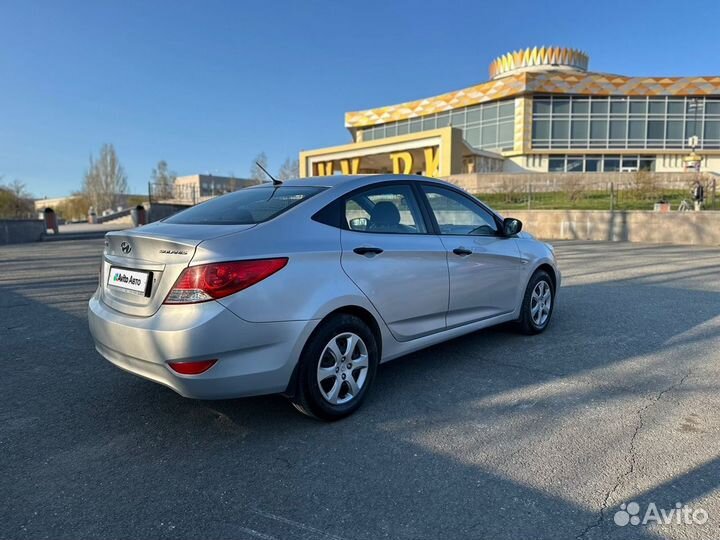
top-left (1, 239), bottom-right (719, 540)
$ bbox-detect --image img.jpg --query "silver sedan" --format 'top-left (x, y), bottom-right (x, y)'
top-left (88, 174), bottom-right (559, 420)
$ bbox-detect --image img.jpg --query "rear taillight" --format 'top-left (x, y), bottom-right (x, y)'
top-left (164, 258), bottom-right (288, 304)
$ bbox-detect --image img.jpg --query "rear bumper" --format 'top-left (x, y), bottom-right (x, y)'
top-left (88, 292), bottom-right (318, 399)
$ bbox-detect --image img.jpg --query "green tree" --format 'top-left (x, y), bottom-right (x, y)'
top-left (0, 187), bottom-right (16, 218)
top-left (0, 178), bottom-right (34, 219)
top-left (54, 192), bottom-right (91, 221)
top-left (82, 143), bottom-right (128, 212)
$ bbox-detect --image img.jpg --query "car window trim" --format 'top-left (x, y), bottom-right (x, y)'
top-left (340, 180), bottom-right (435, 236)
top-left (165, 186), bottom-right (327, 226)
top-left (416, 182), bottom-right (503, 237)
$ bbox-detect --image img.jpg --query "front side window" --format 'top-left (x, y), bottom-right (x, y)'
top-left (345, 185), bottom-right (427, 234)
top-left (164, 186), bottom-right (324, 225)
top-left (422, 185), bottom-right (498, 236)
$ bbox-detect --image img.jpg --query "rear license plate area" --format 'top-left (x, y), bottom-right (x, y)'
top-left (107, 267), bottom-right (153, 297)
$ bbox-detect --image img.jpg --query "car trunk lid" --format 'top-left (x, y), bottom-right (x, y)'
top-left (100, 222), bottom-right (256, 317)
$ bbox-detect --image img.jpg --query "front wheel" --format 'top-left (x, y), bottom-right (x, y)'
top-left (517, 270), bottom-right (555, 335)
top-left (290, 314), bottom-right (378, 421)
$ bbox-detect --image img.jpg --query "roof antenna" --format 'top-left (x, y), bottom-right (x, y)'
top-left (256, 162), bottom-right (282, 185)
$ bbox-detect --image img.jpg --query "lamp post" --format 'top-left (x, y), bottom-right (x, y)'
top-left (684, 98), bottom-right (703, 177)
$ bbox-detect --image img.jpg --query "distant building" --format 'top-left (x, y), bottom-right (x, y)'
top-left (34, 195), bottom-right (77, 212)
top-left (300, 46), bottom-right (720, 180)
top-left (167, 174), bottom-right (260, 203)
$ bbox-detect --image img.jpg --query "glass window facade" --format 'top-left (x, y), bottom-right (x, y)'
top-left (532, 95), bottom-right (720, 150)
top-left (361, 99), bottom-right (515, 152)
top-left (545, 154), bottom-right (656, 172)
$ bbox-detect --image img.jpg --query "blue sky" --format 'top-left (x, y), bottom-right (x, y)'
top-left (2, 0), bottom-right (720, 198)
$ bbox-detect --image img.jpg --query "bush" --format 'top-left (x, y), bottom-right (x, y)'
top-left (627, 170), bottom-right (659, 202)
top-left (0, 187), bottom-right (34, 219)
top-left (54, 194), bottom-right (91, 222)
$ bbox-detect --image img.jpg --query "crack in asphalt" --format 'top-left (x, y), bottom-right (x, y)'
top-left (575, 369), bottom-right (693, 539)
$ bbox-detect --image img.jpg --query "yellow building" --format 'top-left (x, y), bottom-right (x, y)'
top-left (300, 46), bottom-right (720, 179)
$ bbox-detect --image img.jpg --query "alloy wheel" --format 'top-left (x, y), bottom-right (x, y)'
top-left (316, 332), bottom-right (369, 405)
top-left (530, 280), bottom-right (552, 327)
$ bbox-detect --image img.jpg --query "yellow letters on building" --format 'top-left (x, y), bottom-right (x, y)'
top-left (340, 158), bottom-right (360, 175)
top-left (315, 161), bottom-right (334, 176)
top-left (390, 152), bottom-right (413, 174)
top-left (423, 147), bottom-right (440, 177)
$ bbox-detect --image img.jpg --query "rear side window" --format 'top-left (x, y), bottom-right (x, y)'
top-left (164, 186), bottom-right (325, 225)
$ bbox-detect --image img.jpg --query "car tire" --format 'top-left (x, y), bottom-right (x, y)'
top-left (290, 314), bottom-right (378, 421)
top-left (517, 270), bottom-right (555, 335)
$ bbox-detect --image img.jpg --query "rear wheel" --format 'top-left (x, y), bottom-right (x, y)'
top-left (291, 314), bottom-right (378, 421)
top-left (517, 270), bottom-right (555, 335)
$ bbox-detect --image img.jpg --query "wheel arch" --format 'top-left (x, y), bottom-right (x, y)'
top-left (282, 304), bottom-right (383, 398)
top-left (320, 305), bottom-right (384, 359)
top-left (535, 263), bottom-right (558, 292)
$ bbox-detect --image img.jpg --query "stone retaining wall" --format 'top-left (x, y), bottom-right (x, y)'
top-left (502, 210), bottom-right (720, 245)
top-left (0, 219), bottom-right (46, 245)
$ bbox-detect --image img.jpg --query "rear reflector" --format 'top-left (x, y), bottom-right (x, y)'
top-left (164, 258), bottom-right (288, 304)
top-left (168, 359), bottom-right (217, 375)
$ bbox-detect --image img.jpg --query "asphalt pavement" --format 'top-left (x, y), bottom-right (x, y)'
top-left (1, 239), bottom-right (719, 540)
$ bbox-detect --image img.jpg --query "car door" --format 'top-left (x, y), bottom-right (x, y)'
top-left (419, 183), bottom-right (524, 328)
top-left (340, 183), bottom-right (449, 341)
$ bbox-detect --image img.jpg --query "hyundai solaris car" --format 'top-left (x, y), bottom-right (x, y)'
top-left (89, 174), bottom-right (559, 420)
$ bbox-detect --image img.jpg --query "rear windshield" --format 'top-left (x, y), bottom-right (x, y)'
top-left (163, 186), bottom-right (325, 225)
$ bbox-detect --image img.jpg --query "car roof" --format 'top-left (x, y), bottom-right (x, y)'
top-left (249, 174), bottom-right (458, 191)
top-left (257, 175), bottom-right (367, 188)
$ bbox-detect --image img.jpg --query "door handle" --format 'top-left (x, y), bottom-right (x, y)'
top-left (353, 246), bottom-right (384, 256)
top-left (452, 247), bottom-right (473, 256)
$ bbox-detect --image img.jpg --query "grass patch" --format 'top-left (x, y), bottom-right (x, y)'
top-left (474, 189), bottom-right (703, 211)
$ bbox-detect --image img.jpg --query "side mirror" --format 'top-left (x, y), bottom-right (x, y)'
top-left (502, 217), bottom-right (522, 236)
top-left (349, 217), bottom-right (369, 231)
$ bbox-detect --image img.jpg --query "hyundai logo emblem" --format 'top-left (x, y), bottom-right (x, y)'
top-left (120, 241), bottom-right (132, 254)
